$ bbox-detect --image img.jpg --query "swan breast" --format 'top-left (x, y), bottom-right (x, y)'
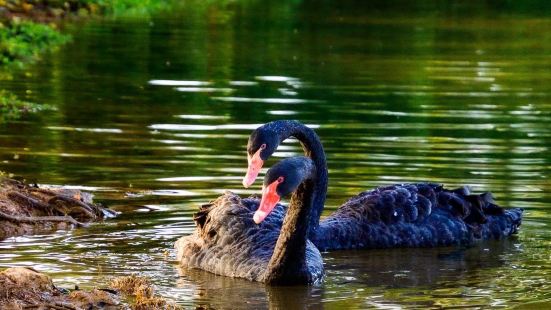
top-left (175, 192), bottom-right (289, 282)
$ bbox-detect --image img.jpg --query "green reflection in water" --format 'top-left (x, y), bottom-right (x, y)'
top-left (0, 0), bottom-right (550, 308)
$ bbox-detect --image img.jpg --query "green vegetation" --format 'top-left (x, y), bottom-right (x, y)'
top-left (0, 90), bottom-right (51, 122)
top-left (1, 0), bottom-right (176, 20)
top-left (0, 20), bottom-right (67, 121)
top-left (91, 0), bottom-right (174, 17)
top-left (0, 20), bottom-right (69, 68)
top-left (0, 0), bottom-right (178, 69)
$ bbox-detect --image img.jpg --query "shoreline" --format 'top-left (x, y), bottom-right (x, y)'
top-left (0, 267), bottom-right (181, 309)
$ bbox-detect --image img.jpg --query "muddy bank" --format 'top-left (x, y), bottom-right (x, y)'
top-left (0, 267), bottom-right (180, 309)
top-left (0, 267), bottom-right (119, 309)
top-left (0, 177), bottom-right (115, 240)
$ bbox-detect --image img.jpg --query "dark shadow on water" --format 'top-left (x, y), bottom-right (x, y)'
top-left (327, 239), bottom-right (521, 286)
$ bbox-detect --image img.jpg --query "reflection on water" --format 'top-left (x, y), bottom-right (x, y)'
top-left (0, 0), bottom-right (550, 308)
top-left (177, 268), bottom-right (324, 309)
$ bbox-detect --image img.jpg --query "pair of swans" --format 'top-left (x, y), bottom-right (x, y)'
top-left (175, 120), bottom-right (523, 285)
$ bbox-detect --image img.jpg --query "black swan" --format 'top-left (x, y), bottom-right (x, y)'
top-left (243, 120), bottom-right (524, 251)
top-left (175, 157), bottom-right (324, 284)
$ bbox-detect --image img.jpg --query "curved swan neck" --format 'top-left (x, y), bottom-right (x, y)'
top-left (265, 176), bottom-right (316, 284)
top-left (267, 120), bottom-right (328, 232)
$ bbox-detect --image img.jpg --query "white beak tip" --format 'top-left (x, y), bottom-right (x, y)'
top-left (253, 213), bottom-right (262, 224)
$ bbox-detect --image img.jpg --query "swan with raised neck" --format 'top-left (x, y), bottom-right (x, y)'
top-left (243, 120), bottom-right (524, 251)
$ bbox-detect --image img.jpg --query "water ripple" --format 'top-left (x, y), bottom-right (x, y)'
top-left (148, 80), bottom-right (211, 86)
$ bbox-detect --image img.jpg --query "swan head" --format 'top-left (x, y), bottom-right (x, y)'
top-left (243, 128), bottom-right (279, 188)
top-left (253, 157), bottom-right (315, 224)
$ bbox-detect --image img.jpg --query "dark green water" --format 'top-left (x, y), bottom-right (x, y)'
top-left (1, 1), bottom-right (550, 308)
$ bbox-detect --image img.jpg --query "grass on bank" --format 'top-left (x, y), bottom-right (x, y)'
top-left (1, 0), bottom-right (175, 19)
top-left (91, 0), bottom-right (174, 17)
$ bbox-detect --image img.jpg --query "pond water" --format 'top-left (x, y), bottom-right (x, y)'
top-left (1, 1), bottom-right (550, 308)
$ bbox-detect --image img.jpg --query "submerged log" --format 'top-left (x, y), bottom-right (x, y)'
top-left (0, 210), bottom-right (86, 227)
top-left (0, 177), bottom-right (116, 241)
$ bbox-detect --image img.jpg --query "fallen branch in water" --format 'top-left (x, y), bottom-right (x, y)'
top-left (0, 177), bottom-right (115, 240)
top-left (0, 210), bottom-right (86, 227)
top-left (48, 195), bottom-right (98, 219)
top-left (26, 302), bottom-right (79, 310)
top-left (7, 191), bottom-right (60, 215)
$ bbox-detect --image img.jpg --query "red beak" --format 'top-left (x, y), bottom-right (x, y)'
top-left (253, 179), bottom-right (281, 224)
top-left (243, 148), bottom-right (264, 188)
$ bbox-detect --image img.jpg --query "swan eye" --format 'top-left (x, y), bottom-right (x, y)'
top-left (277, 176), bottom-right (284, 183)
top-left (260, 144), bottom-right (267, 150)
top-left (208, 229), bottom-right (217, 239)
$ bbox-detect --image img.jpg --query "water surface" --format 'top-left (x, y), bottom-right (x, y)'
top-left (0, 1), bottom-right (550, 308)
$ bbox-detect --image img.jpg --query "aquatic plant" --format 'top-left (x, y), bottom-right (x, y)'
top-left (0, 90), bottom-right (51, 122)
top-left (110, 275), bottom-right (181, 310)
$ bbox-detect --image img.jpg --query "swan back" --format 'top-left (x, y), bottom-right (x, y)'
top-left (314, 183), bottom-right (523, 250)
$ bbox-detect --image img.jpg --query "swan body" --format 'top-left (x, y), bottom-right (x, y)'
top-left (176, 158), bottom-right (324, 284)
top-left (312, 183), bottom-right (523, 251)
top-left (243, 120), bottom-right (524, 251)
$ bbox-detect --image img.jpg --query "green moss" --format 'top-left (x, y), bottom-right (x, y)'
top-left (0, 90), bottom-right (52, 122)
